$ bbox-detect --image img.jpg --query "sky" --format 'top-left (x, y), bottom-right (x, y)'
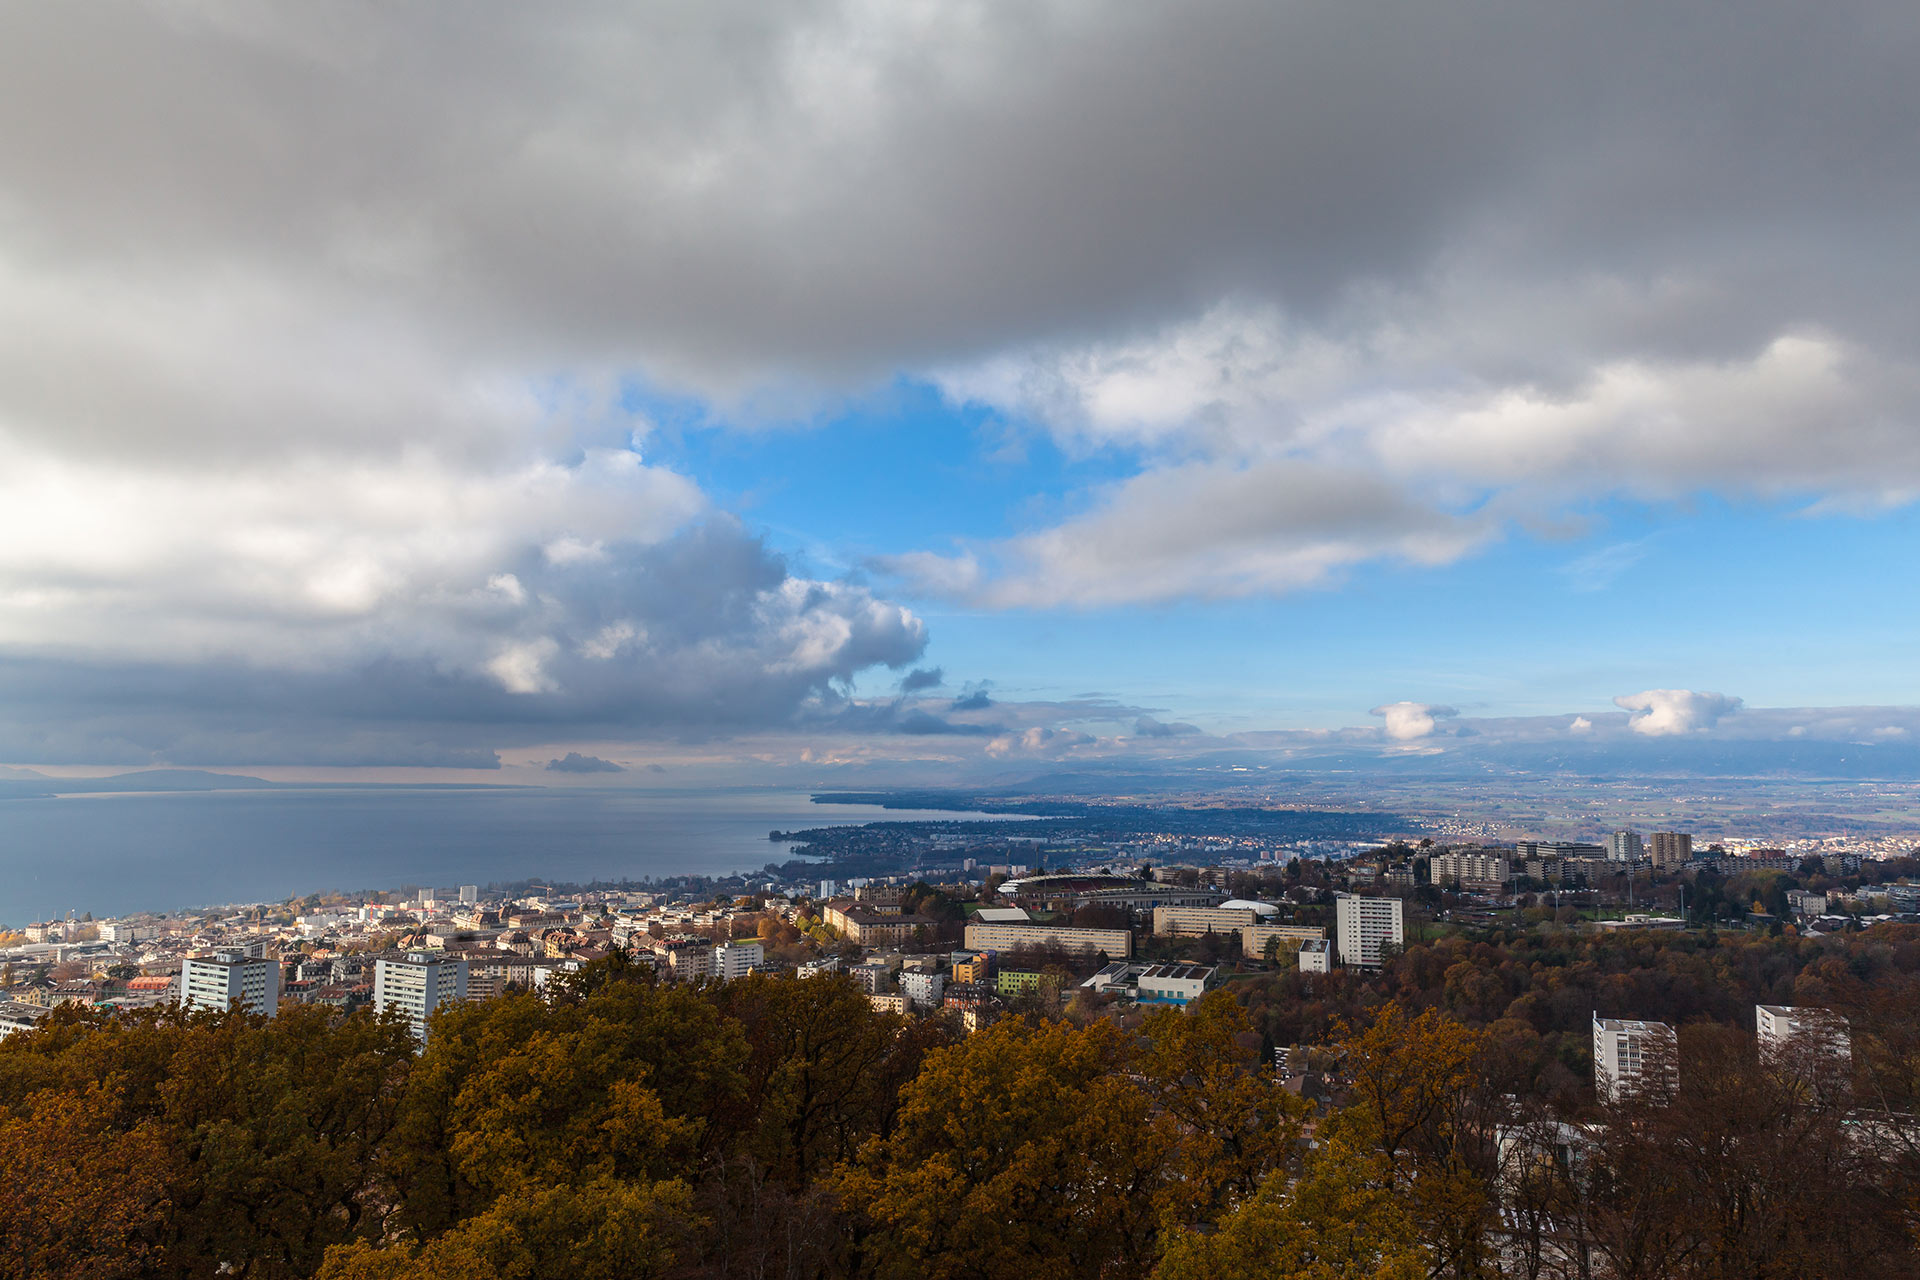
top-left (2, 1), bottom-right (1918, 784)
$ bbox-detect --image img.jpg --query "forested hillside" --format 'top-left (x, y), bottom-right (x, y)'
top-left (4, 935), bottom-right (1918, 1280)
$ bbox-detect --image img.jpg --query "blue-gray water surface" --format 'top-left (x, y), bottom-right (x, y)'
top-left (0, 788), bottom-right (1009, 924)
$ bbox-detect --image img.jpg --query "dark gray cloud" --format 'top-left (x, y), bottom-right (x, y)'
top-left (1134, 716), bottom-right (1201, 739)
top-left (11, 2), bottom-right (1911, 401)
top-left (950, 690), bottom-right (993, 713)
top-left (0, 522), bottom-right (926, 766)
top-left (895, 710), bottom-right (999, 738)
top-left (1, 3), bottom-right (1916, 762)
top-left (899, 667), bottom-right (945, 693)
top-left (545, 752), bottom-right (624, 774)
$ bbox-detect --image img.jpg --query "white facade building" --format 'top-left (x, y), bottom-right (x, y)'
top-left (1298, 938), bottom-right (1333, 973)
top-left (1605, 831), bottom-right (1645, 863)
top-left (901, 969), bottom-right (947, 1010)
top-left (0, 1000), bottom-right (50, 1040)
top-left (1429, 851), bottom-right (1511, 887)
top-left (1335, 895), bottom-right (1403, 969)
top-left (963, 922), bottom-right (1133, 959)
top-left (713, 941), bottom-right (764, 981)
top-left (1756, 1004), bottom-right (1851, 1064)
top-left (1151, 904), bottom-right (1264, 937)
top-left (180, 950), bottom-right (280, 1017)
top-left (1077, 962), bottom-right (1217, 1007)
top-left (1242, 923), bottom-right (1326, 956)
top-left (374, 951), bottom-right (467, 1043)
top-left (98, 921), bottom-right (158, 944)
top-left (1136, 963), bottom-right (1217, 1006)
top-left (1593, 1015), bottom-right (1677, 1103)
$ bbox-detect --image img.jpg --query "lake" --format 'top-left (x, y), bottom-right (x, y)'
top-left (0, 787), bottom-right (1009, 924)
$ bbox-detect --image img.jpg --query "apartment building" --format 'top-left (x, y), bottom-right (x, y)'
top-left (1604, 831), bottom-right (1644, 862)
top-left (1335, 895), bottom-right (1403, 969)
top-left (1593, 1015), bottom-right (1678, 1103)
top-left (180, 949), bottom-right (280, 1018)
top-left (823, 900), bottom-right (936, 946)
top-left (1430, 850), bottom-right (1511, 888)
top-left (373, 951), bottom-right (467, 1044)
top-left (1651, 832), bottom-right (1693, 872)
top-left (901, 969), bottom-right (946, 1010)
top-left (1756, 1004), bottom-right (1851, 1063)
top-left (713, 940), bottom-right (764, 981)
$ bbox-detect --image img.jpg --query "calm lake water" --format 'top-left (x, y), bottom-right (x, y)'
top-left (0, 787), bottom-right (1006, 924)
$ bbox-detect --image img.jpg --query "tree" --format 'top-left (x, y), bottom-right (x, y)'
top-left (317, 1179), bottom-right (693, 1280)
top-left (1133, 993), bottom-right (1309, 1224)
top-left (837, 1016), bottom-right (1171, 1280)
top-left (710, 971), bottom-right (952, 1190)
top-left (1338, 1005), bottom-right (1494, 1280)
top-left (1155, 1132), bottom-right (1424, 1280)
top-left (0, 1085), bottom-right (171, 1279)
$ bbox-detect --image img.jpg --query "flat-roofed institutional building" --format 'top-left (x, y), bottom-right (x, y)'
top-left (1152, 904), bottom-right (1262, 936)
top-left (963, 921), bottom-right (1132, 960)
top-left (1242, 923), bottom-right (1326, 956)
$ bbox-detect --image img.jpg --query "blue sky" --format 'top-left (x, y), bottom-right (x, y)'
top-left (645, 384), bottom-right (1920, 733)
top-left (2, 2), bottom-right (1917, 778)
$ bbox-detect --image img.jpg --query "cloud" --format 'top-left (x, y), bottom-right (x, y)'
top-left (885, 459), bottom-right (1492, 606)
top-left (1560, 539), bottom-right (1656, 593)
top-left (1370, 702), bottom-right (1460, 742)
top-left (1134, 716), bottom-right (1201, 738)
top-left (899, 667), bottom-right (945, 693)
top-left (1613, 689), bottom-right (1743, 736)
top-left (895, 709), bottom-right (998, 737)
top-left (950, 689), bottom-right (994, 712)
top-left (986, 726), bottom-right (1097, 758)
top-left (3, 1), bottom-right (1919, 764)
top-left (546, 752), bottom-right (625, 773)
top-left (0, 522), bottom-right (929, 766)
top-left (1569, 716), bottom-right (1594, 733)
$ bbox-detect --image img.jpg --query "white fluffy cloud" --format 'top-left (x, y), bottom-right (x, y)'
top-left (1613, 689), bottom-right (1743, 737)
top-left (2, 2), bottom-right (1917, 760)
top-left (1371, 702), bottom-right (1459, 742)
top-left (986, 726), bottom-right (1098, 758)
top-left (884, 458), bottom-right (1490, 607)
top-left (930, 304), bottom-right (1920, 603)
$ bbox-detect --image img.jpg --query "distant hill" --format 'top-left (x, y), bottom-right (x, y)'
top-left (0, 768), bottom-right (277, 797)
top-left (62, 769), bottom-right (280, 792)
